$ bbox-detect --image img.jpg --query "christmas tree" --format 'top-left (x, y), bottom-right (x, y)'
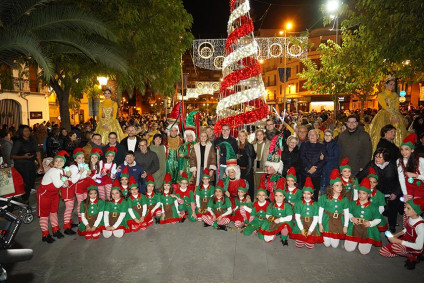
top-left (214, 0), bottom-right (268, 136)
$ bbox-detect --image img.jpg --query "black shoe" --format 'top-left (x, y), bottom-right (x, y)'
top-left (217, 225), bottom-right (227, 231)
top-left (389, 226), bottom-right (396, 233)
top-left (42, 234), bottom-right (55, 243)
top-left (52, 230), bottom-right (64, 239)
top-left (155, 218), bottom-right (160, 224)
top-left (180, 217), bottom-right (186, 223)
top-left (71, 223), bottom-right (78, 228)
top-left (404, 260), bottom-right (416, 270)
top-left (203, 223), bottom-right (211, 227)
top-left (417, 254), bottom-right (424, 262)
top-left (64, 228), bottom-right (76, 235)
top-left (282, 240), bottom-right (288, 246)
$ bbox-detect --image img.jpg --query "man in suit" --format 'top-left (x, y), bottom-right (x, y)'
top-left (120, 125), bottom-right (141, 153)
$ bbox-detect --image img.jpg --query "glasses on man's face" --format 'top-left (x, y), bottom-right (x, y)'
top-left (324, 134), bottom-right (332, 137)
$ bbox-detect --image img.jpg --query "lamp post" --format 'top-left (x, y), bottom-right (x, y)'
top-left (326, 0), bottom-right (341, 45)
top-left (281, 22), bottom-right (293, 112)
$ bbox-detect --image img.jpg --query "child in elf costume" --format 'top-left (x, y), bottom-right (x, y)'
top-left (97, 146), bottom-right (118, 201)
top-left (367, 167), bottom-right (388, 232)
top-left (345, 177), bottom-right (382, 255)
top-left (119, 166), bottom-right (130, 198)
top-left (339, 158), bottom-right (359, 201)
top-left (284, 167), bottom-right (302, 206)
top-left (103, 180), bottom-right (128, 238)
top-left (127, 176), bottom-right (147, 232)
top-left (37, 151), bottom-right (70, 243)
top-left (142, 175), bottom-right (162, 226)
top-left (195, 168), bottom-right (215, 222)
top-left (159, 173), bottom-right (181, 224)
top-left (380, 198), bottom-right (424, 270)
top-left (231, 179), bottom-right (253, 228)
top-left (258, 187), bottom-right (293, 245)
top-left (243, 187), bottom-right (270, 237)
top-left (78, 185), bottom-right (105, 240)
top-left (202, 180), bottom-right (232, 230)
top-left (174, 172), bottom-right (197, 222)
top-left (318, 169), bottom-right (350, 248)
top-left (290, 177), bottom-right (323, 249)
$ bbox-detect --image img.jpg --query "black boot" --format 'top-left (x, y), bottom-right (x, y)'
top-left (52, 230), bottom-right (64, 239)
top-left (155, 218), bottom-right (160, 224)
top-left (180, 217), bottom-right (186, 223)
top-left (417, 254), bottom-right (424, 262)
top-left (203, 223), bottom-right (211, 227)
top-left (42, 234), bottom-right (55, 243)
top-left (404, 259), bottom-right (416, 270)
top-left (64, 228), bottom-right (76, 235)
top-left (282, 239), bottom-right (288, 246)
top-left (217, 225), bottom-right (227, 231)
top-left (71, 223), bottom-right (78, 228)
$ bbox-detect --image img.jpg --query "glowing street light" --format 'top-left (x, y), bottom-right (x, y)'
top-left (282, 21), bottom-right (293, 111)
top-left (97, 76), bottom-right (108, 87)
top-left (326, 0), bottom-right (340, 13)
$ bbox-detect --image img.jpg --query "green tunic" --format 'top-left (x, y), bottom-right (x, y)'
top-left (318, 195), bottom-right (349, 239)
top-left (291, 199), bottom-right (323, 243)
top-left (166, 136), bottom-right (181, 184)
top-left (207, 196), bottom-right (232, 215)
top-left (175, 188), bottom-right (197, 222)
top-left (258, 202), bottom-right (293, 241)
top-left (342, 177), bottom-right (359, 201)
top-left (346, 200), bottom-right (382, 246)
top-left (127, 194), bottom-right (145, 219)
top-left (178, 141), bottom-right (195, 182)
top-left (243, 200), bottom-right (269, 236)
top-left (159, 193), bottom-right (181, 223)
top-left (143, 192), bottom-right (161, 219)
top-left (104, 198), bottom-right (129, 229)
top-left (78, 199), bottom-right (105, 232)
top-left (195, 184), bottom-right (215, 215)
top-left (369, 189), bottom-right (388, 231)
top-left (283, 187), bottom-right (302, 204)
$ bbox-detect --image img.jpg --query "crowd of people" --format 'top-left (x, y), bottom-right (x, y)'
top-left (0, 78), bottom-right (424, 271)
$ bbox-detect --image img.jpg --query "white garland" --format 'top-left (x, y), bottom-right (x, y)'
top-left (216, 83), bottom-right (266, 114)
top-left (222, 41), bottom-right (259, 71)
top-left (227, 1), bottom-right (250, 32)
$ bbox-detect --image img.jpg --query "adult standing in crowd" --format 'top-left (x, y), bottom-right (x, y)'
top-left (10, 125), bottom-right (43, 202)
top-left (149, 134), bottom-right (166, 190)
top-left (102, 132), bottom-right (126, 166)
top-left (82, 133), bottom-right (103, 162)
top-left (281, 135), bottom-right (300, 178)
top-left (265, 119), bottom-right (280, 141)
top-left (205, 126), bottom-right (215, 144)
top-left (166, 123), bottom-right (182, 184)
top-left (189, 131), bottom-right (216, 186)
top-left (296, 125), bottom-right (308, 147)
top-left (45, 127), bottom-right (62, 158)
top-left (62, 131), bottom-right (78, 165)
top-left (120, 125), bottom-right (140, 153)
top-left (253, 129), bottom-right (270, 191)
top-left (375, 124), bottom-right (400, 163)
top-left (178, 112), bottom-right (197, 183)
top-left (338, 115), bottom-right (372, 175)
top-left (135, 139), bottom-right (159, 193)
top-left (0, 130), bottom-right (13, 167)
top-left (299, 129), bottom-right (326, 200)
top-left (321, 129), bottom-right (340, 193)
top-left (215, 124), bottom-right (238, 181)
top-left (236, 129), bottom-right (256, 199)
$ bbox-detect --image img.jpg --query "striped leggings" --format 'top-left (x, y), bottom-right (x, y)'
top-left (39, 213), bottom-right (59, 237)
top-left (97, 184), bottom-right (112, 201)
top-left (380, 243), bottom-right (422, 261)
top-left (202, 215), bottom-right (230, 226)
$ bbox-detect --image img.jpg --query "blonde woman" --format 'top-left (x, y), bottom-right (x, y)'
top-left (189, 131), bottom-right (217, 186)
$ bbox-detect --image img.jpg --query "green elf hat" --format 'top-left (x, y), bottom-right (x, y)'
top-left (179, 171), bottom-right (189, 183)
top-left (358, 177), bottom-right (371, 194)
top-left (72, 147), bottom-right (85, 159)
top-left (302, 177), bottom-right (314, 193)
top-left (218, 141), bottom-right (237, 167)
top-left (146, 174), bottom-right (155, 185)
top-left (105, 146), bottom-right (118, 156)
top-left (111, 179), bottom-right (121, 191)
top-left (90, 148), bottom-right (103, 158)
top-left (121, 166), bottom-right (130, 179)
top-left (406, 198), bottom-right (424, 215)
top-left (339, 158), bottom-right (351, 171)
top-left (202, 168), bottom-right (211, 179)
top-left (367, 167), bottom-right (379, 181)
top-left (286, 167), bottom-right (297, 182)
top-left (329, 168), bottom-right (342, 185)
top-left (164, 173), bottom-right (172, 185)
top-left (53, 150), bottom-right (69, 162)
top-left (129, 175), bottom-right (138, 188)
top-left (86, 184), bottom-right (98, 192)
top-left (238, 179), bottom-right (248, 193)
top-left (401, 133), bottom-right (417, 150)
top-left (184, 110), bottom-right (199, 140)
top-left (216, 179), bottom-right (225, 191)
top-left (257, 186), bottom-right (267, 195)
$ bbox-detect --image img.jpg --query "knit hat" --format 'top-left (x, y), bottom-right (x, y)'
top-left (121, 166), bottom-right (129, 179)
top-left (129, 176), bottom-right (138, 189)
top-left (215, 179), bottom-right (224, 191)
top-left (202, 168), bottom-right (211, 179)
top-left (358, 177), bottom-right (371, 194)
top-left (264, 135), bottom-right (284, 174)
top-left (53, 150), bottom-right (69, 162)
top-left (90, 148), bottom-right (103, 158)
top-left (257, 186), bottom-right (267, 195)
top-left (146, 174), bottom-right (155, 185)
top-left (401, 133), bottom-right (417, 149)
top-left (238, 179), bottom-right (248, 193)
top-left (406, 198), bottom-right (424, 215)
top-left (179, 171), bottom-right (189, 183)
top-left (329, 168), bottom-right (342, 185)
top-left (302, 177), bottom-right (314, 193)
top-left (164, 173), bottom-right (172, 185)
top-left (367, 167), bottom-right (379, 181)
top-left (339, 158), bottom-right (351, 171)
top-left (111, 179), bottom-right (121, 191)
top-left (286, 167), bottom-right (297, 181)
top-left (218, 142), bottom-right (240, 179)
top-left (105, 146), bottom-right (118, 156)
top-left (184, 110), bottom-right (198, 140)
top-left (72, 147), bottom-right (85, 159)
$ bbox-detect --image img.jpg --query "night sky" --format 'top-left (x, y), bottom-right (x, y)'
top-left (182, 0), bottom-right (323, 39)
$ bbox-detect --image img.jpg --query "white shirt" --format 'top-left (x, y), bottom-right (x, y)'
top-left (127, 138), bottom-right (137, 152)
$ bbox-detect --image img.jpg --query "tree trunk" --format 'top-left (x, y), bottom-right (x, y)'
top-left (50, 80), bottom-right (71, 131)
top-left (333, 96), bottom-right (338, 121)
top-left (360, 98), bottom-right (365, 120)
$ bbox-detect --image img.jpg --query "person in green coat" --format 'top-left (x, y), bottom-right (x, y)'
top-left (159, 173), bottom-right (181, 224)
top-left (243, 187), bottom-right (269, 237)
top-left (103, 182), bottom-right (129, 238)
top-left (195, 168), bottom-right (215, 221)
top-left (345, 177), bottom-right (382, 255)
top-left (78, 185), bottom-right (105, 240)
top-left (202, 181), bottom-right (233, 230)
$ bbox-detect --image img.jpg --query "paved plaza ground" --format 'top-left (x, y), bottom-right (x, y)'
top-left (4, 189), bottom-right (424, 283)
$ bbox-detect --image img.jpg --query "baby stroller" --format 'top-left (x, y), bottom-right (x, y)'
top-left (0, 168), bottom-right (33, 224)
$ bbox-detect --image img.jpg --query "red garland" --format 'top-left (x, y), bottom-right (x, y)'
top-left (226, 19), bottom-right (254, 54)
top-left (214, 103), bottom-right (269, 135)
top-left (230, 0), bottom-right (238, 11)
top-left (220, 61), bottom-right (261, 95)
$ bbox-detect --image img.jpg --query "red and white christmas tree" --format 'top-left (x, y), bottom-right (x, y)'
top-left (214, 0), bottom-right (268, 136)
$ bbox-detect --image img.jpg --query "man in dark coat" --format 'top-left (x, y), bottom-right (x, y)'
top-left (102, 132), bottom-right (126, 165)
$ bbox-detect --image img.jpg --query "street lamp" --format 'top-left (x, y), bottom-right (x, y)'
top-left (281, 21), bottom-right (293, 112)
top-left (97, 76), bottom-right (108, 89)
top-left (326, 0), bottom-right (341, 45)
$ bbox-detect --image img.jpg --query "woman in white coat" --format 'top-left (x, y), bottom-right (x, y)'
top-left (189, 131), bottom-right (217, 186)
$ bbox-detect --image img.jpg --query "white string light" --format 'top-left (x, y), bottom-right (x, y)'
top-left (227, 1), bottom-right (250, 32)
top-left (216, 83), bottom-right (266, 114)
top-left (222, 41), bottom-right (259, 71)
